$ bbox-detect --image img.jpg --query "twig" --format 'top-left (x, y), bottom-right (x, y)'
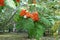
top-left (2, 6), bottom-right (19, 27)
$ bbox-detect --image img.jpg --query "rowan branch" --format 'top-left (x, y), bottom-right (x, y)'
top-left (2, 7), bottom-right (19, 27)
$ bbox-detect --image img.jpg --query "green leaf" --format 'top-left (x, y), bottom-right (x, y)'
top-left (22, 18), bottom-right (34, 30)
top-left (16, 18), bottom-right (34, 31)
top-left (40, 17), bottom-right (51, 26)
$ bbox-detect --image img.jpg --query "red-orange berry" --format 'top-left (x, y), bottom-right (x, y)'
top-left (16, 0), bottom-right (20, 3)
top-left (20, 9), bottom-right (26, 16)
top-left (0, 0), bottom-right (5, 6)
top-left (25, 11), bottom-right (31, 18)
top-left (31, 12), bottom-right (39, 21)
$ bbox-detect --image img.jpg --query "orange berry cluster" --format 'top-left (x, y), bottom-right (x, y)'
top-left (0, 0), bottom-right (5, 6)
top-left (16, 0), bottom-right (20, 3)
top-left (31, 12), bottom-right (39, 21)
top-left (20, 9), bottom-right (39, 21)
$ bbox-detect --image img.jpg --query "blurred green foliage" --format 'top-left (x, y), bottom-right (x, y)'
top-left (0, 0), bottom-right (60, 40)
